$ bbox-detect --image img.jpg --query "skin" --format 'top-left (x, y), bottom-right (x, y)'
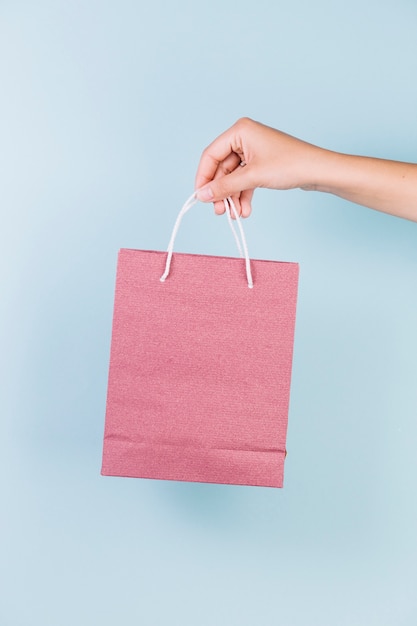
top-left (195, 117), bottom-right (417, 222)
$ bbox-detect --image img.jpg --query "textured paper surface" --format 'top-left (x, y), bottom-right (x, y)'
top-left (102, 249), bottom-right (299, 488)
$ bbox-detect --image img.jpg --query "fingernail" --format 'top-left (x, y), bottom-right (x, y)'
top-left (196, 186), bottom-right (214, 202)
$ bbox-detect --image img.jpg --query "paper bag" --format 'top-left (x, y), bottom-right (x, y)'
top-left (102, 199), bottom-right (299, 487)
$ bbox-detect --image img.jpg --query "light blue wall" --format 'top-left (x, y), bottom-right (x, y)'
top-left (1, 1), bottom-right (417, 624)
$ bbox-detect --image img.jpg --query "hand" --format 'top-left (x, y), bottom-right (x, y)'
top-left (195, 117), bottom-right (417, 222)
top-left (195, 117), bottom-right (325, 217)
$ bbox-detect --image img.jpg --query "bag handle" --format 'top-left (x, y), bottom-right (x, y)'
top-left (160, 192), bottom-right (253, 288)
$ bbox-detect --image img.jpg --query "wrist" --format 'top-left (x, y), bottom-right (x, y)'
top-left (301, 148), bottom-right (346, 193)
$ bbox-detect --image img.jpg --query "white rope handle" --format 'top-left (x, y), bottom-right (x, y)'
top-left (160, 193), bottom-right (253, 288)
top-left (224, 197), bottom-right (253, 288)
top-left (224, 198), bottom-right (244, 258)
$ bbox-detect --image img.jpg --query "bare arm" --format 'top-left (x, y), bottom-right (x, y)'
top-left (310, 151), bottom-right (417, 220)
top-left (195, 117), bottom-right (417, 222)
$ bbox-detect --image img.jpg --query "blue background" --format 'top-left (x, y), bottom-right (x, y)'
top-left (1, 1), bottom-right (417, 624)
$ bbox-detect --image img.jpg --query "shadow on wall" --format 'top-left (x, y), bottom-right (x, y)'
top-left (153, 478), bottom-right (252, 529)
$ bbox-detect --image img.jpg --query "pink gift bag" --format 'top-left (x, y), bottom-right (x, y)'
top-left (101, 196), bottom-right (299, 487)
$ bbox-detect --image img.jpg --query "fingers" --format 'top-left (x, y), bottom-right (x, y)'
top-left (194, 125), bottom-right (245, 191)
top-left (203, 187), bottom-right (254, 219)
top-left (225, 190), bottom-right (254, 219)
top-left (212, 152), bottom-right (242, 184)
top-left (240, 189), bottom-right (254, 218)
top-left (196, 165), bottom-right (255, 218)
top-left (196, 163), bottom-right (253, 203)
top-left (195, 118), bottom-right (257, 217)
top-left (211, 152), bottom-right (242, 216)
top-left (213, 194), bottom-right (241, 217)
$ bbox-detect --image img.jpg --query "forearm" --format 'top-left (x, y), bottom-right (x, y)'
top-left (310, 150), bottom-right (417, 221)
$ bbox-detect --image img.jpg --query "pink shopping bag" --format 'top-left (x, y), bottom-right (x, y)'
top-left (101, 196), bottom-right (299, 487)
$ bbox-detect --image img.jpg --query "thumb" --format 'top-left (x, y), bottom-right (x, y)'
top-left (196, 167), bottom-right (253, 203)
